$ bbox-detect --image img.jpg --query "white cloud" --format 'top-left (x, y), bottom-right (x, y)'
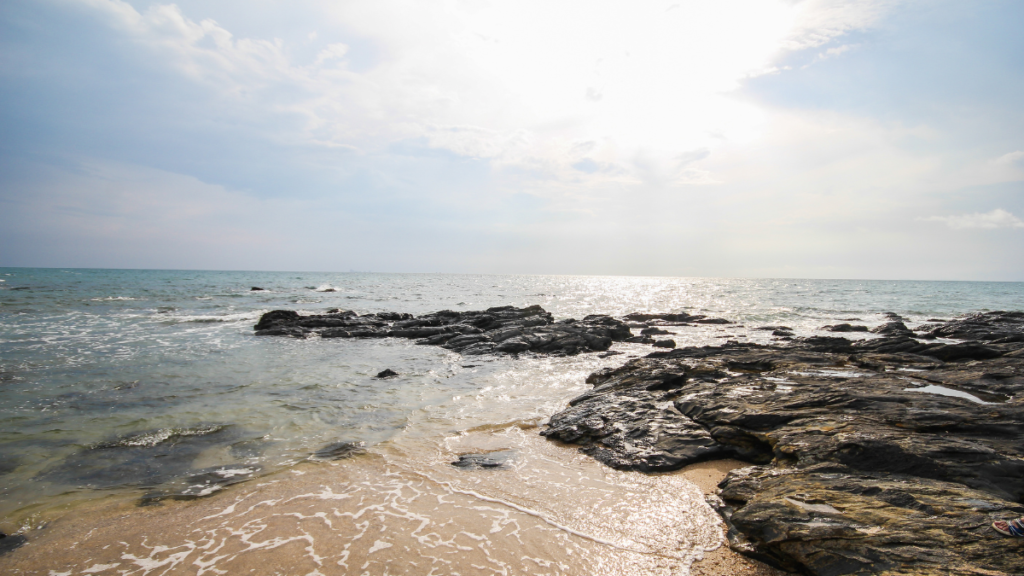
top-left (993, 150), bottom-right (1024, 168)
top-left (919, 209), bottom-right (1024, 230)
top-left (60, 0), bottom-right (895, 193)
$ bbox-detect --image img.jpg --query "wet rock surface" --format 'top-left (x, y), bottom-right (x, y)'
top-left (254, 305), bottom-right (632, 356)
top-left (543, 311), bottom-right (1024, 575)
top-left (451, 450), bottom-right (516, 469)
top-left (0, 532), bottom-right (28, 556)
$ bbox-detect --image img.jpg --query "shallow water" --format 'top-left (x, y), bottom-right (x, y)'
top-left (1, 269), bottom-right (1023, 573)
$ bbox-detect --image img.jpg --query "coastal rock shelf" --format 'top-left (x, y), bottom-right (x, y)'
top-left (543, 311), bottom-right (1024, 575)
top-left (254, 305), bottom-right (632, 355)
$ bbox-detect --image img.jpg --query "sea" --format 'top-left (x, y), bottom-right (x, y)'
top-left (2, 268), bottom-right (1023, 575)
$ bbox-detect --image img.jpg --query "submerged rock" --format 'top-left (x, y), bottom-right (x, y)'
top-left (543, 311), bottom-right (1024, 575)
top-left (0, 533), bottom-right (27, 556)
top-left (311, 440), bottom-right (367, 461)
top-left (451, 450), bottom-right (515, 469)
top-left (376, 369), bottom-right (399, 378)
top-left (821, 323), bottom-right (868, 332)
top-left (140, 464), bottom-right (262, 504)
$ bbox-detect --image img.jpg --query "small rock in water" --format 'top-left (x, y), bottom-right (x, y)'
top-left (822, 323), bottom-right (869, 332)
top-left (653, 339), bottom-right (676, 348)
top-left (311, 441), bottom-right (366, 461)
top-left (376, 369), bottom-right (399, 378)
top-left (250, 287), bottom-right (265, 291)
top-left (598, 351), bottom-right (623, 358)
top-left (139, 464), bottom-right (262, 505)
top-left (641, 326), bottom-right (672, 335)
top-left (451, 450), bottom-right (515, 470)
top-left (0, 532), bottom-right (28, 556)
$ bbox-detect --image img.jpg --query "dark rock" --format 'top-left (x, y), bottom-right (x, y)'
top-left (598, 351), bottom-right (623, 358)
top-left (925, 310), bottom-right (1024, 342)
top-left (38, 425), bottom-right (239, 490)
top-left (254, 305), bottom-right (631, 357)
top-left (694, 317), bottom-right (733, 324)
top-left (376, 369), bottom-right (399, 378)
top-left (821, 323), bottom-right (869, 332)
top-left (653, 339), bottom-right (676, 348)
top-left (771, 330), bottom-right (793, 337)
top-left (250, 286), bottom-right (265, 291)
top-left (624, 312), bottom-right (702, 323)
top-left (718, 464), bottom-right (1024, 575)
top-left (544, 311), bottom-right (1024, 575)
top-left (625, 336), bottom-right (656, 344)
top-left (641, 326), bottom-right (672, 335)
top-left (871, 320), bottom-right (914, 337)
top-left (0, 533), bottom-right (27, 556)
top-left (311, 440), bottom-right (366, 461)
top-left (755, 326), bottom-right (792, 332)
top-left (451, 450), bottom-right (515, 469)
top-left (254, 310), bottom-right (300, 331)
top-left (141, 464), bottom-right (262, 504)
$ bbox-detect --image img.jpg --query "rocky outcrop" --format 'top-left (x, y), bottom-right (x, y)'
top-left (543, 312), bottom-right (1024, 575)
top-left (254, 305), bottom-right (632, 356)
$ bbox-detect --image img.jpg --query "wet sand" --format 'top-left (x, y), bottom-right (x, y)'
top-left (2, 428), bottom-right (787, 575)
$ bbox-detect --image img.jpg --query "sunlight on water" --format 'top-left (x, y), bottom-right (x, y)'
top-left (1, 268), bottom-right (1022, 573)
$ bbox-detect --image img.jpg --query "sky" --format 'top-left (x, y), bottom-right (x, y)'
top-left (1, 0), bottom-right (1022, 280)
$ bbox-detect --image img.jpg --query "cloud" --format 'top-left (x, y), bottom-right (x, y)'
top-left (992, 150), bottom-right (1024, 168)
top-left (919, 209), bottom-right (1024, 230)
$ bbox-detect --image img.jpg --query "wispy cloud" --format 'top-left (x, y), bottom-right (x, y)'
top-left (919, 209), bottom-right (1024, 230)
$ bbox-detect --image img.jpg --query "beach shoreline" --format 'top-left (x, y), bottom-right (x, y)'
top-left (1, 427), bottom-right (776, 575)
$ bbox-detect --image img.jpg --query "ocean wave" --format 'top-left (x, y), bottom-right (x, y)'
top-left (169, 311), bottom-right (264, 323)
top-left (90, 296), bottom-right (139, 301)
top-left (94, 425), bottom-right (225, 449)
top-left (313, 284), bottom-right (341, 292)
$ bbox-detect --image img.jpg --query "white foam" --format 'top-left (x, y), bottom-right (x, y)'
top-left (904, 384), bottom-right (992, 404)
top-left (367, 540), bottom-right (392, 554)
top-left (82, 563), bottom-right (121, 573)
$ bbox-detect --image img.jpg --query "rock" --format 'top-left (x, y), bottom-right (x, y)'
top-left (771, 330), bottom-right (793, 337)
top-left (821, 323), bottom-right (869, 332)
top-left (451, 450), bottom-right (515, 469)
top-left (653, 339), bottom-right (676, 348)
top-left (250, 286), bottom-right (265, 291)
top-left (755, 326), bottom-right (792, 332)
top-left (925, 311), bottom-right (1024, 342)
top-left (598, 351), bottom-right (623, 358)
top-left (871, 320), bottom-right (914, 337)
top-left (254, 306), bottom-right (632, 357)
top-left (625, 336), bottom-right (656, 344)
top-left (624, 312), bottom-right (701, 323)
top-left (140, 464), bottom-right (262, 504)
top-left (694, 317), bottom-right (732, 324)
top-left (376, 369), bottom-right (399, 378)
top-left (641, 326), bottom-right (672, 335)
top-left (543, 311), bottom-right (1024, 575)
top-left (720, 464), bottom-right (1024, 575)
top-left (0, 533), bottom-right (27, 556)
top-left (311, 440), bottom-right (366, 461)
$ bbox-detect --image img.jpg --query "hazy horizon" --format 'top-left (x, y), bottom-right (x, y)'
top-left (2, 1), bottom-right (1023, 281)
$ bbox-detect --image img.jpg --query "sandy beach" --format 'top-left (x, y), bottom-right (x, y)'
top-left (2, 426), bottom-right (785, 575)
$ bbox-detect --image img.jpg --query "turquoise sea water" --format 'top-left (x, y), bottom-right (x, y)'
top-left (2, 267), bottom-right (1023, 529)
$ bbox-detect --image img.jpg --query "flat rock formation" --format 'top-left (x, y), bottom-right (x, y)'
top-left (254, 305), bottom-right (632, 356)
top-left (543, 311), bottom-right (1024, 575)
